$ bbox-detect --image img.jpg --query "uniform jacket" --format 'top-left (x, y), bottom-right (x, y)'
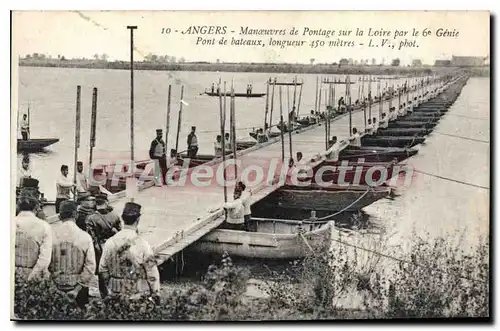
top-left (14, 211), bottom-right (53, 281)
top-left (149, 138), bottom-right (166, 160)
top-left (99, 227), bottom-right (160, 298)
top-left (49, 220), bottom-right (96, 291)
top-left (86, 209), bottom-right (122, 262)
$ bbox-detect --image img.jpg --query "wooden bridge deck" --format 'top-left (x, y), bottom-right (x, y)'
top-left (105, 94), bottom-right (403, 264)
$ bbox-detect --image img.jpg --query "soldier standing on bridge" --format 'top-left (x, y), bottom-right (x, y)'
top-left (187, 126), bottom-right (199, 158)
top-left (149, 129), bottom-right (167, 186)
top-left (20, 114), bottom-right (29, 140)
top-left (99, 202), bottom-right (160, 301)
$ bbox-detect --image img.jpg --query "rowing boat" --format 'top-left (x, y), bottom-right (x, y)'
top-left (262, 184), bottom-right (392, 212)
top-left (388, 121), bottom-right (438, 129)
top-left (339, 145), bottom-right (418, 163)
top-left (362, 135), bottom-right (426, 148)
top-left (203, 92), bottom-right (266, 98)
top-left (375, 127), bottom-right (431, 136)
top-left (17, 138), bottom-right (59, 152)
top-left (308, 160), bottom-right (401, 185)
top-left (189, 220), bottom-right (333, 259)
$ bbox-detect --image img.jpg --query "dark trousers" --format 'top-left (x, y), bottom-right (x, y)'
top-left (222, 222), bottom-right (246, 231)
top-left (244, 215), bottom-right (255, 232)
top-left (187, 146), bottom-right (198, 158)
top-left (21, 131), bottom-right (28, 140)
top-left (55, 198), bottom-right (67, 213)
top-left (155, 157), bottom-right (167, 184)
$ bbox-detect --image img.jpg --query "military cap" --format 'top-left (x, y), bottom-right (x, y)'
top-left (22, 178), bottom-right (39, 188)
top-left (156, 129), bottom-right (163, 133)
top-left (77, 191), bottom-right (92, 202)
top-left (59, 200), bottom-right (77, 215)
top-left (191, 126), bottom-right (196, 130)
top-left (95, 193), bottom-right (108, 204)
top-left (77, 161), bottom-right (83, 166)
top-left (122, 202), bottom-right (141, 217)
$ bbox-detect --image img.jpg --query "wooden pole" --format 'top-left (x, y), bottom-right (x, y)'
top-left (269, 78), bottom-right (276, 130)
top-left (287, 85), bottom-right (290, 113)
top-left (378, 79), bottom-right (382, 119)
top-left (27, 102), bottom-right (31, 139)
top-left (347, 76), bottom-right (352, 135)
top-left (231, 80), bottom-right (237, 178)
top-left (279, 86), bottom-right (285, 161)
top-left (314, 76), bottom-right (319, 113)
top-left (368, 75), bottom-right (372, 119)
top-left (264, 78), bottom-right (270, 129)
top-left (361, 76), bottom-right (366, 128)
top-left (127, 26), bottom-right (137, 162)
top-left (175, 85), bottom-right (184, 152)
top-left (165, 85), bottom-right (172, 154)
top-left (89, 87), bottom-right (98, 171)
top-left (73, 86), bottom-right (81, 201)
top-left (218, 81), bottom-right (227, 202)
top-left (288, 80), bottom-right (294, 161)
top-left (296, 83), bottom-right (303, 117)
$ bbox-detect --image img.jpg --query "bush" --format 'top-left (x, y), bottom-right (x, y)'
top-left (13, 233), bottom-right (489, 321)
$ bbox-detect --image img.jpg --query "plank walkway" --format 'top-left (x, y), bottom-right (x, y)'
top-left (104, 91), bottom-right (410, 264)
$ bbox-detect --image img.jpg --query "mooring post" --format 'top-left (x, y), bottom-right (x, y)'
top-left (127, 26), bottom-right (137, 162)
top-left (279, 86), bottom-right (285, 162)
top-left (165, 85), bottom-right (172, 155)
top-left (73, 85), bottom-right (81, 202)
top-left (89, 87), bottom-right (98, 172)
top-left (218, 80), bottom-right (227, 203)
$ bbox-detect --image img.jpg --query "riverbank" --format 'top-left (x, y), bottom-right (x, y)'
top-left (18, 59), bottom-right (489, 76)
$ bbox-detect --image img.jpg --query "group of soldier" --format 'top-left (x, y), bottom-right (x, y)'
top-left (15, 161), bottom-right (161, 307)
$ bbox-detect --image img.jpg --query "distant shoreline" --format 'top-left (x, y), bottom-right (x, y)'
top-left (18, 60), bottom-right (490, 76)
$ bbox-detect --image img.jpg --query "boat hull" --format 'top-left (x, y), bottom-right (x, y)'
top-left (388, 121), bottom-right (438, 129)
top-left (375, 128), bottom-right (431, 136)
top-left (190, 221), bottom-right (332, 259)
top-left (204, 92), bottom-right (265, 98)
top-left (272, 185), bottom-right (391, 211)
top-left (17, 138), bottom-right (59, 151)
top-left (339, 146), bottom-right (418, 163)
top-left (362, 136), bottom-right (426, 148)
top-left (309, 161), bottom-right (400, 185)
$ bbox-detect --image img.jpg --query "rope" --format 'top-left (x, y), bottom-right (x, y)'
top-left (446, 113), bottom-right (489, 121)
top-left (414, 169), bottom-right (489, 190)
top-left (330, 236), bottom-right (486, 284)
top-left (433, 132), bottom-right (489, 144)
top-left (303, 188), bottom-right (372, 222)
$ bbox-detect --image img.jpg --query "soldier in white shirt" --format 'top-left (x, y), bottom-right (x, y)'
top-left (14, 191), bottom-right (53, 281)
top-left (20, 114), bottom-right (29, 140)
top-left (323, 136), bottom-right (341, 162)
top-left (214, 135), bottom-right (223, 157)
top-left (99, 202), bottom-right (160, 301)
top-left (75, 161), bottom-right (89, 195)
top-left (379, 113), bottom-right (389, 129)
top-left (216, 190), bottom-right (245, 231)
top-left (18, 156), bottom-right (31, 188)
top-left (349, 128), bottom-right (362, 148)
top-left (50, 200), bottom-right (96, 307)
top-left (365, 119), bottom-right (374, 135)
top-left (236, 181), bottom-right (254, 231)
top-left (56, 165), bottom-right (76, 213)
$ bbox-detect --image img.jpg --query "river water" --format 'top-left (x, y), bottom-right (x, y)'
top-left (16, 67), bottom-right (489, 296)
top-left (17, 66), bottom-right (407, 200)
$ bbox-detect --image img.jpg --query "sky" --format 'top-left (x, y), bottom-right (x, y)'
top-left (12, 11), bottom-right (490, 65)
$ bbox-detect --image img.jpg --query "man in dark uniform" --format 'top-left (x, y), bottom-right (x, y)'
top-left (86, 193), bottom-right (122, 298)
top-left (16, 178), bottom-right (46, 220)
top-left (187, 126), bottom-right (199, 158)
top-left (75, 192), bottom-right (96, 231)
top-left (149, 129), bottom-right (167, 186)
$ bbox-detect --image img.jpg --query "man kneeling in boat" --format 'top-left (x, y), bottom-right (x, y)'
top-left (214, 135), bottom-right (223, 157)
top-left (365, 119), bottom-right (374, 135)
top-left (219, 189), bottom-right (246, 231)
top-left (321, 136), bottom-right (341, 162)
top-left (349, 128), bottom-right (362, 148)
top-left (379, 113), bottom-right (388, 131)
top-left (372, 117), bottom-right (379, 134)
top-left (237, 181), bottom-right (254, 232)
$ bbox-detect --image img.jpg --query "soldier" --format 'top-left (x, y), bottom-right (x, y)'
top-left (56, 165), bottom-right (75, 213)
top-left (149, 129), bottom-right (167, 186)
top-left (187, 126), bottom-right (199, 158)
top-left (49, 200), bottom-right (96, 307)
top-left (75, 161), bottom-right (89, 196)
top-left (16, 178), bottom-right (47, 220)
top-left (14, 190), bottom-right (52, 281)
top-left (20, 114), bottom-right (29, 140)
top-left (86, 193), bottom-right (122, 297)
top-left (99, 202), bottom-right (160, 301)
top-left (18, 155), bottom-right (31, 188)
top-left (75, 192), bottom-right (96, 231)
